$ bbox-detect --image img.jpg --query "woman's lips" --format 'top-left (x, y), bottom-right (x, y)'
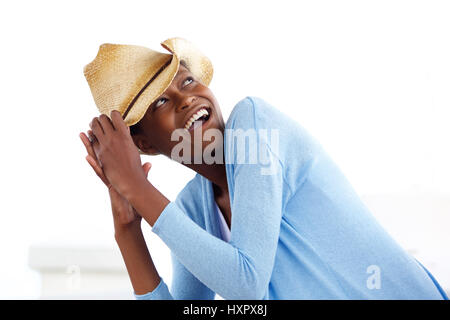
top-left (188, 114), bottom-right (210, 131)
top-left (186, 108), bottom-right (212, 132)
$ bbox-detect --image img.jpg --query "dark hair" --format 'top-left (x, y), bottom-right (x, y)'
top-left (180, 59), bottom-right (189, 70)
top-left (129, 122), bottom-right (141, 136)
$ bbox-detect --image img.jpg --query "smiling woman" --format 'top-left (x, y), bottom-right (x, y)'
top-left (126, 62), bottom-right (225, 161)
top-left (80, 37), bottom-right (448, 300)
top-left (130, 60), bottom-right (216, 156)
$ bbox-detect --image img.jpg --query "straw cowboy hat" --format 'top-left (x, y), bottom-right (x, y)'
top-left (83, 37), bottom-right (214, 128)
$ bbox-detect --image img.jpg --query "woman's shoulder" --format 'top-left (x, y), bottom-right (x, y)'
top-left (225, 96), bottom-right (323, 173)
top-left (226, 96), bottom-right (309, 135)
top-left (226, 96), bottom-right (280, 130)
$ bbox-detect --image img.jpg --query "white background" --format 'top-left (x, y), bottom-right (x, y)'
top-left (0, 0), bottom-right (449, 298)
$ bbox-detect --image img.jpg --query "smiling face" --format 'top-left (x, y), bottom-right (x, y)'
top-left (130, 62), bottom-right (225, 162)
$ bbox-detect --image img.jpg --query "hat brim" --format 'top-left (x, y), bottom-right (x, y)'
top-left (124, 37), bottom-right (213, 155)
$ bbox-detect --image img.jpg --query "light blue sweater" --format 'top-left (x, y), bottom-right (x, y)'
top-left (135, 96), bottom-right (448, 300)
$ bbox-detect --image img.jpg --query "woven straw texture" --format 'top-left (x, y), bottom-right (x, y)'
top-left (83, 37), bottom-right (213, 127)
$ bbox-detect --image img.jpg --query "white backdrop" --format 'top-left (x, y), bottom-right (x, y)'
top-left (0, 0), bottom-right (449, 298)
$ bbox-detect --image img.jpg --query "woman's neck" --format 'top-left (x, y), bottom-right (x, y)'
top-left (185, 162), bottom-right (228, 196)
top-left (183, 133), bottom-right (229, 196)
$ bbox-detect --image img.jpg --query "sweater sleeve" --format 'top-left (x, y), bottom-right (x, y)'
top-left (150, 98), bottom-right (287, 300)
top-left (134, 276), bottom-right (173, 300)
top-left (134, 182), bottom-right (216, 300)
top-left (134, 250), bottom-right (216, 300)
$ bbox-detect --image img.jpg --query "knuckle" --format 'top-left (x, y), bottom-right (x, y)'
top-left (100, 114), bottom-right (111, 123)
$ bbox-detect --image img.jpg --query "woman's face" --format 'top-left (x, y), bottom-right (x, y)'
top-left (132, 64), bottom-right (225, 162)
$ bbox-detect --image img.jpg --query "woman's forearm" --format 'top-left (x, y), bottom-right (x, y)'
top-left (114, 223), bottom-right (161, 295)
top-left (125, 179), bottom-right (171, 227)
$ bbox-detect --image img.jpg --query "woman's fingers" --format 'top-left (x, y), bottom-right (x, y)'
top-left (110, 110), bottom-right (129, 134)
top-left (80, 131), bottom-right (103, 167)
top-left (89, 117), bottom-right (105, 145)
top-left (98, 114), bottom-right (115, 135)
top-left (79, 132), bottom-right (96, 158)
top-left (81, 131), bottom-right (111, 189)
top-left (142, 162), bottom-right (152, 177)
top-left (85, 155), bottom-right (110, 187)
top-left (87, 130), bottom-right (97, 145)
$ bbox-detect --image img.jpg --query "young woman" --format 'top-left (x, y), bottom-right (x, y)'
top-left (80, 39), bottom-right (448, 300)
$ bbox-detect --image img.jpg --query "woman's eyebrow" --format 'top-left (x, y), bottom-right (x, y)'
top-left (177, 69), bottom-right (190, 78)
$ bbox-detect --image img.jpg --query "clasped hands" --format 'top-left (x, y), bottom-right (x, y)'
top-left (80, 110), bottom-right (150, 199)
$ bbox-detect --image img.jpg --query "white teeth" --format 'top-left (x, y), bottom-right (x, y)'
top-left (184, 108), bottom-right (209, 130)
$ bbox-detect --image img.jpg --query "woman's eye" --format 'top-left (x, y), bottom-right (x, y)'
top-left (155, 98), bottom-right (167, 108)
top-left (183, 77), bottom-right (193, 86)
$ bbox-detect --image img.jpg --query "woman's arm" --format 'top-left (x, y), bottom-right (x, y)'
top-left (125, 98), bottom-right (288, 300)
top-left (127, 148), bottom-right (285, 300)
top-left (79, 130), bottom-right (173, 299)
top-left (114, 223), bottom-right (164, 296)
top-left (115, 215), bottom-right (216, 300)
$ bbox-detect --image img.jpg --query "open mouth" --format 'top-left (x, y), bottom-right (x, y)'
top-left (184, 107), bottom-right (212, 131)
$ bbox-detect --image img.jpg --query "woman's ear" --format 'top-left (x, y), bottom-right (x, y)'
top-left (131, 133), bottom-right (161, 156)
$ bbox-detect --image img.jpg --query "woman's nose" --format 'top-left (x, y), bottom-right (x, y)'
top-left (178, 95), bottom-right (197, 111)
